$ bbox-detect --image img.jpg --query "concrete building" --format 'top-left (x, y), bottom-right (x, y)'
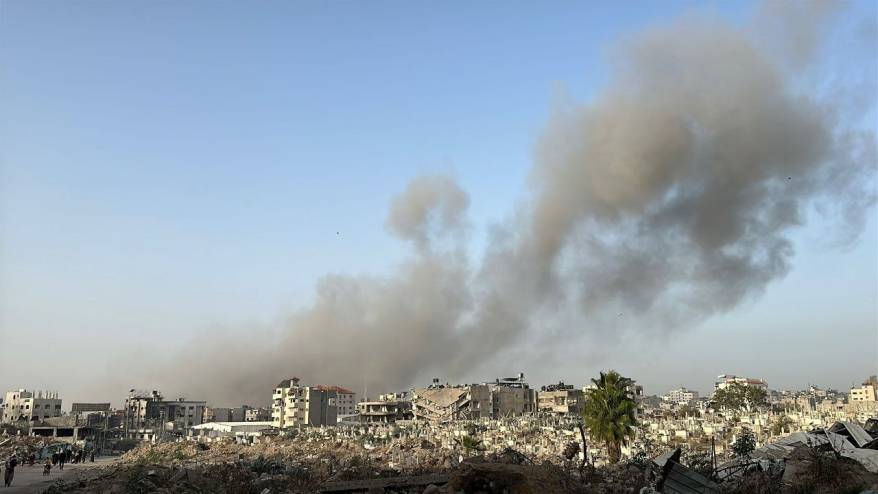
top-left (663, 387), bottom-right (700, 405)
top-left (271, 377), bottom-right (337, 428)
top-left (189, 421), bottom-right (273, 441)
top-left (850, 376), bottom-right (877, 402)
top-left (715, 375), bottom-right (768, 392)
top-left (357, 393), bottom-right (413, 423)
top-left (245, 407), bottom-right (271, 422)
top-left (1, 390), bottom-right (62, 423)
top-left (162, 398), bottom-right (207, 430)
top-left (315, 386), bottom-right (357, 417)
top-left (538, 383), bottom-right (585, 416)
top-left (124, 390), bottom-right (206, 437)
top-left (412, 374), bottom-right (537, 422)
top-left (205, 406), bottom-right (250, 423)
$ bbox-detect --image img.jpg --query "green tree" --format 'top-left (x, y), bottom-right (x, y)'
top-left (771, 415), bottom-right (794, 436)
top-left (582, 370), bottom-right (639, 464)
top-left (731, 428), bottom-right (756, 458)
top-left (455, 435), bottom-right (484, 456)
top-left (711, 383), bottom-right (768, 414)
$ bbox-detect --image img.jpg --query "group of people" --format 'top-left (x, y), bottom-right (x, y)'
top-left (2, 447), bottom-right (97, 487)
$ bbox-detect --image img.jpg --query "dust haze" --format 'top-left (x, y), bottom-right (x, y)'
top-left (127, 4), bottom-right (876, 405)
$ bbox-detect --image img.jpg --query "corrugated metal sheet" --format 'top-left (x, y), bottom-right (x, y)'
top-left (661, 462), bottom-right (719, 494)
top-left (829, 421), bottom-right (873, 448)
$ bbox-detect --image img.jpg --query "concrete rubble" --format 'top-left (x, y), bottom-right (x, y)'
top-left (34, 417), bottom-right (878, 493)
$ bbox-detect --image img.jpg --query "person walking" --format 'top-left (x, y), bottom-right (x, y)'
top-left (51, 452), bottom-right (58, 465)
top-left (4, 454), bottom-right (18, 487)
top-left (58, 450), bottom-right (65, 471)
top-left (42, 458), bottom-right (51, 476)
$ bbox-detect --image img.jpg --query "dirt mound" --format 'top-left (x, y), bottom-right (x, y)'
top-left (443, 461), bottom-right (583, 494)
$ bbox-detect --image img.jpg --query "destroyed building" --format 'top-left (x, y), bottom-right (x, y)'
top-left (412, 374), bottom-right (537, 422)
top-left (1, 389), bottom-right (62, 423)
top-left (357, 392), bottom-right (413, 423)
top-left (123, 390), bottom-right (206, 439)
top-left (537, 382), bottom-right (585, 416)
top-left (271, 377), bottom-right (337, 428)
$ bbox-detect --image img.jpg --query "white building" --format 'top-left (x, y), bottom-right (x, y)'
top-left (663, 387), bottom-right (700, 405)
top-left (189, 421), bottom-right (273, 441)
top-left (1, 390), bottom-right (62, 423)
top-left (271, 378), bottom-right (337, 428)
top-left (715, 375), bottom-right (768, 392)
top-left (850, 381), bottom-right (877, 402)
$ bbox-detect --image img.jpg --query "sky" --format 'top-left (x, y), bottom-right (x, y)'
top-left (1, 0), bottom-right (876, 408)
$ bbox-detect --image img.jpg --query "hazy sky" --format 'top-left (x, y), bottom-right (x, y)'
top-left (1, 0), bottom-right (876, 408)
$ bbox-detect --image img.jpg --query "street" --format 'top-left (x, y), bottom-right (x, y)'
top-left (2, 457), bottom-right (118, 493)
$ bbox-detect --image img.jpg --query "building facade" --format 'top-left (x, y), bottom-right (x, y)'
top-left (850, 376), bottom-right (877, 402)
top-left (1, 390), bottom-right (62, 423)
top-left (412, 374), bottom-right (537, 422)
top-left (357, 393), bottom-right (413, 423)
top-left (315, 386), bottom-right (356, 417)
top-left (663, 387), bottom-right (700, 405)
top-left (537, 383), bottom-right (585, 416)
top-left (271, 378), bottom-right (338, 428)
top-left (715, 375), bottom-right (768, 392)
top-left (124, 390), bottom-right (206, 437)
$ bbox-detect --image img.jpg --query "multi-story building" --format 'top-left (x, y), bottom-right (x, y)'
top-left (315, 386), bottom-right (357, 417)
top-left (162, 398), bottom-right (207, 429)
top-left (205, 406), bottom-right (251, 423)
top-left (850, 376), bottom-right (877, 402)
top-left (412, 374), bottom-right (537, 422)
top-left (124, 390), bottom-right (206, 437)
top-left (271, 377), bottom-right (337, 428)
top-left (1, 390), bottom-right (62, 423)
top-left (537, 382), bottom-right (585, 416)
top-left (715, 375), bottom-right (768, 392)
top-left (663, 387), bottom-right (700, 405)
top-left (357, 393), bottom-right (413, 423)
top-left (124, 390), bottom-right (164, 432)
top-left (244, 407), bottom-right (271, 422)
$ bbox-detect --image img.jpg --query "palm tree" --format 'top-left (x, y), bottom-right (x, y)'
top-left (582, 370), bottom-right (638, 464)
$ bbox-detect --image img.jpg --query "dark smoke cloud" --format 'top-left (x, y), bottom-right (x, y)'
top-left (137, 4), bottom-right (875, 406)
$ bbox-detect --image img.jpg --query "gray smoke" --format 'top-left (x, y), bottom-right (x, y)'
top-left (386, 175), bottom-right (470, 252)
top-left (138, 5), bottom-right (875, 406)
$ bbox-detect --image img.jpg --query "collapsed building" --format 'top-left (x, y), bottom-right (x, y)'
top-left (412, 374), bottom-right (537, 423)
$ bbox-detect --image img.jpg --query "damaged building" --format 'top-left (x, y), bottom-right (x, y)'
top-left (537, 382), bottom-right (585, 416)
top-left (124, 390), bottom-right (206, 440)
top-left (1, 389), bottom-right (62, 423)
top-left (412, 374), bottom-right (537, 422)
top-left (357, 392), bottom-right (413, 423)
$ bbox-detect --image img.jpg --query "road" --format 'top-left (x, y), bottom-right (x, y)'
top-left (2, 457), bottom-right (118, 493)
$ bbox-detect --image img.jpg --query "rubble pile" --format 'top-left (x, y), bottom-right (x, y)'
top-left (43, 463), bottom-right (283, 494)
top-left (0, 435), bottom-right (55, 459)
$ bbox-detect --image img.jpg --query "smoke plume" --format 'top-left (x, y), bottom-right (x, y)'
top-left (140, 5), bottom-right (875, 406)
